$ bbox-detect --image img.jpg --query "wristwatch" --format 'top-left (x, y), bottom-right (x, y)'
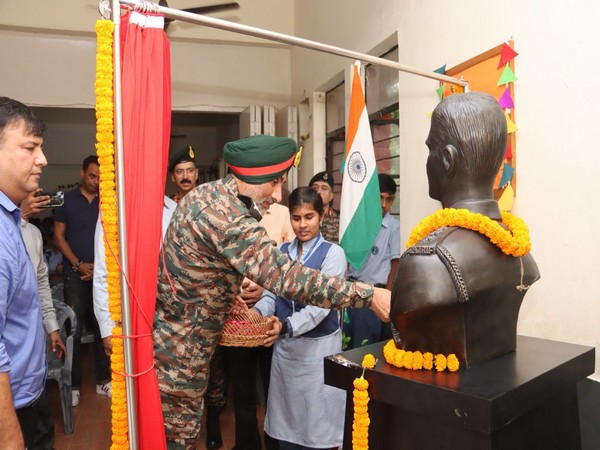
top-left (279, 319), bottom-right (288, 335)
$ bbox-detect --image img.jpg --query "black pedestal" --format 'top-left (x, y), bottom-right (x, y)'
top-left (324, 335), bottom-right (595, 450)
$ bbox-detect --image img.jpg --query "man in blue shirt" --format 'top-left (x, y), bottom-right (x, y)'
top-left (344, 173), bottom-right (401, 349)
top-left (0, 96), bottom-right (54, 448)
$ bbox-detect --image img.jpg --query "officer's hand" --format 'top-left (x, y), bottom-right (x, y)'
top-left (371, 287), bottom-right (391, 322)
top-left (262, 316), bottom-right (281, 347)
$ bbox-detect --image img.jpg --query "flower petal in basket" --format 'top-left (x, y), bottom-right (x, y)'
top-left (220, 313), bottom-right (271, 347)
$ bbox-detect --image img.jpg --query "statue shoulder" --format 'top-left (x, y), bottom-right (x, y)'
top-left (392, 227), bottom-right (461, 313)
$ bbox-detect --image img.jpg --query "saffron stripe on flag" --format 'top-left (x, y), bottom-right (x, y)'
top-left (339, 62), bottom-right (382, 270)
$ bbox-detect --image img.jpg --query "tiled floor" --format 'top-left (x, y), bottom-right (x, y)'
top-left (46, 346), bottom-right (263, 450)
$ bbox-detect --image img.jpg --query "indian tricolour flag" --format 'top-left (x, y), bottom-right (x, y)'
top-left (339, 62), bottom-right (382, 270)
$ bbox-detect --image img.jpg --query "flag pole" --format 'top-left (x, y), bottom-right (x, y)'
top-left (118, 0), bottom-right (468, 88)
top-left (111, 0), bottom-right (139, 448)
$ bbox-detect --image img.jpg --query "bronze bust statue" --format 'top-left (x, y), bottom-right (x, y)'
top-left (391, 92), bottom-right (540, 368)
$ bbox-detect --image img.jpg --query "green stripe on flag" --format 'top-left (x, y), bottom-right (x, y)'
top-left (340, 173), bottom-right (382, 270)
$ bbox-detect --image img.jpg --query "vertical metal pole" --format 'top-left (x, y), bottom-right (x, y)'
top-left (111, 1), bottom-right (139, 448)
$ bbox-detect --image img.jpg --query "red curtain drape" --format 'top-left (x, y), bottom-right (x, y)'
top-left (120, 10), bottom-right (171, 450)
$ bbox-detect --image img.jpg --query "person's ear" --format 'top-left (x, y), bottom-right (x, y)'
top-left (441, 145), bottom-right (458, 179)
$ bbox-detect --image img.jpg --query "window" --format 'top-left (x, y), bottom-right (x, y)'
top-left (325, 47), bottom-right (399, 217)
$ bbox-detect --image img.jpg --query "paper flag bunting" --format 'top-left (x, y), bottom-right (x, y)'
top-left (497, 162), bottom-right (514, 188)
top-left (498, 183), bottom-right (514, 212)
top-left (497, 43), bottom-right (519, 69)
top-left (497, 64), bottom-right (517, 85)
top-left (505, 144), bottom-right (512, 160)
top-left (436, 85), bottom-right (444, 101)
top-left (498, 87), bottom-right (514, 109)
top-left (434, 64), bottom-right (447, 74)
top-left (505, 112), bottom-right (517, 133)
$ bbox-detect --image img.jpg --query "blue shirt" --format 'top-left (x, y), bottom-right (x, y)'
top-left (0, 191), bottom-right (47, 408)
top-left (347, 212), bottom-right (401, 286)
top-left (53, 187), bottom-right (99, 264)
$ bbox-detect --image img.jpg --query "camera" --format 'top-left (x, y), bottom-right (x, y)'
top-left (36, 191), bottom-right (64, 208)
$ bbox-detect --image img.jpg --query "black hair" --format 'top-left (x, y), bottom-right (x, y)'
top-left (0, 97), bottom-right (46, 145)
top-left (288, 186), bottom-right (324, 216)
top-left (378, 173), bottom-right (397, 195)
top-left (428, 92), bottom-right (506, 181)
top-left (82, 155), bottom-right (99, 171)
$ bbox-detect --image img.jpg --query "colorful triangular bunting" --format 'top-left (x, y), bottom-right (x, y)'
top-left (498, 87), bottom-right (514, 109)
top-left (505, 144), bottom-right (512, 160)
top-left (436, 85), bottom-right (444, 101)
top-left (434, 64), bottom-right (447, 74)
top-left (498, 183), bottom-right (514, 212)
top-left (497, 162), bottom-right (514, 188)
top-left (497, 64), bottom-right (517, 85)
top-left (497, 43), bottom-right (519, 69)
top-left (505, 112), bottom-right (517, 133)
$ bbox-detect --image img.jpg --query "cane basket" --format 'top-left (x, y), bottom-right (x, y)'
top-left (219, 313), bottom-right (271, 347)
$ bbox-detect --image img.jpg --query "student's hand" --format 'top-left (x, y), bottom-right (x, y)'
top-left (49, 331), bottom-right (67, 359)
top-left (370, 287), bottom-right (391, 322)
top-left (263, 316), bottom-right (281, 347)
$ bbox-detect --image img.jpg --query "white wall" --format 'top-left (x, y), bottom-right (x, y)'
top-left (293, 0), bottom-right (600, 379)
top-left (0, 29), bottom-right (293, 113)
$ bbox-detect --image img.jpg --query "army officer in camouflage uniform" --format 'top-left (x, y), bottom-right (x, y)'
top-left (309, 170), bottom-right (340, 243)
top-left (154, 134), bottom-right (391, 449)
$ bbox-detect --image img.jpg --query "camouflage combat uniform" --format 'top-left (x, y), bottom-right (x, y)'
top-left (320, 208), bottom-right (340, 244)
top-left (170, 190), bottom-right (228, 413)
top-left (154, 174), bottom-right (373, 449)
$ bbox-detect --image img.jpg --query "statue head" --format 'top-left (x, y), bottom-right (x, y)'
top-left (425, 92), bottom-right (507, 203)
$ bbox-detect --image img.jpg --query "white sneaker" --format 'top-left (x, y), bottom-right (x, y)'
top-left (96, 382), bottom-right (112, 398)
top-left (72, 390), bottom-right (80, 407)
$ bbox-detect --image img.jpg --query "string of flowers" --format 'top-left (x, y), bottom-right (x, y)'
top-left (95, 18), bottom-right (129, 450)
top-left (352, 354), bottom-right (376, 450)
top-left (406, 208), bottom-right (531, 257)
top-left (383, 340), bottom-right (460, 372)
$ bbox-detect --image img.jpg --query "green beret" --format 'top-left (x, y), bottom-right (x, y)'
top-left (224, 135), bottom-right (298, 184)
top-left (309, 171), bottom-right (334, 189)
top-left (169, 145), bottom-right (196, 172)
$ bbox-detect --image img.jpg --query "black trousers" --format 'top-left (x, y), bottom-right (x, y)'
top-left (225, 346), bottom-right (278, 450)
top-left (64, 269), bottom-right (111, 388)
top-left (16, 390), bottom-right (55, 450)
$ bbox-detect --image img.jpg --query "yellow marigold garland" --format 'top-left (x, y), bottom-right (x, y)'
top-left (383, 340), bottom-right (460, 372)
top-left (95, 19), bottom-right (129, 450)
top-left (352, 354), bottom-right (375, 450)
top-left (406, 208), bottom-right (531, 257)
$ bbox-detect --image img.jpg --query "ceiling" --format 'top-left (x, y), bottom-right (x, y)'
top-left (0, 0), bottom-right (294, 45)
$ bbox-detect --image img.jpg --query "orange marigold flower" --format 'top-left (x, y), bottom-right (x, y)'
top-left (362, 353), bottom-right (376, 369)
top-left (353, 377), bottom-right (369, 390)
top-left (447, 354), bottom-right (460, 372)
top-left (435, 354), bottom-right (447, 371)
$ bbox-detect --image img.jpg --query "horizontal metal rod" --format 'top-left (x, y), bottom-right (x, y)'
top-left (118, 0), bottom-right (468, 87)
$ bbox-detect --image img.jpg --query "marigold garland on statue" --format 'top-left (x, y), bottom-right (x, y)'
top-left (352, 354), bottom-right (375, 450)
top-left (95, 18), bottom-right (129, 450)
top-left (383, 340), bottom-right (460, 372)
top-left (406, 208), bottom-right (531, 257)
